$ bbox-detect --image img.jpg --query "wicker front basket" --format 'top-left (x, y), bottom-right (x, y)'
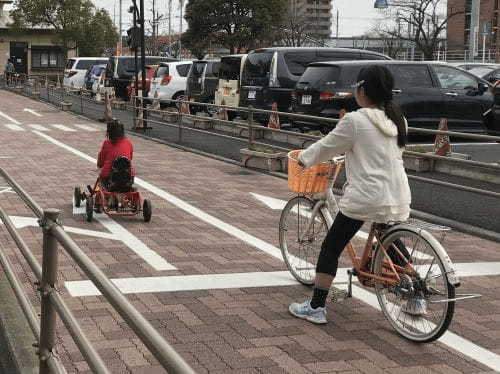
top-left (287, 150), bottom-right (332, 194)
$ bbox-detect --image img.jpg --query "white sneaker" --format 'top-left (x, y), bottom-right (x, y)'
top-left (289, 300), bottom-right (327, 324)
top-left (402, 297), bottom-right (427, 316)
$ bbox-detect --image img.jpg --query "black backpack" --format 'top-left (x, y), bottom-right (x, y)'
top-left (109, 156), bottom-right (132, 192)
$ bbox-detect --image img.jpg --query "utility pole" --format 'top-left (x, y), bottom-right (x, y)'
top-left (179, 0), bottom-right (184, 59)
top-left (119, 0), bottom-right (122, 55)
top-left (139, 0), bottom-right (147, 129)
top-left (152, 0), bottom-right (156, 55)
top-left (168, 0), bottom-right (172, 56)
top-left (469, 0), bottom-right (480, 61)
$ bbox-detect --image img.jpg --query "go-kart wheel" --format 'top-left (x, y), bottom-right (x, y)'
top-left (85, 198), bottom-right (94, 222)
top-left (143, 199), bottom-right (152, 222)
top-left (74, 186), bottom-right (82, 207)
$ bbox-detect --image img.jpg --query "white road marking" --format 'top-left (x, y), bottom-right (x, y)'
top-left (0, 215), bottom-right (114, 239)
top-left (64, 262), bottom-right (500, 297)
top-left (75, 124), bottom-right (100, 132)
top-left (0, 110), bottom-right (21, 124)
top-left (23, 108), bottom-right (42, 117)
top-left (5, 124), bottom-right (24, 131)
top-left (33, 131), bottom-right (500, 369)
top-left (343, 284), bottom-right (500, 372)
top-left (95, 215), bottom-right (176, 271)
top-left (29, 124), bottom-right (50, 131)
top-left (52, 124), bottom-right (76, 132)
top-left (70, 196), bottom-right (176, 271)
top-left (0, 186), bottom-right (14, 194)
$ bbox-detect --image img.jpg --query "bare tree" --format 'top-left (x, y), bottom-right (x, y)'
top-left (378, 0), bottom-right (463, 60)
top-left (278, 4), bottom-right (310, 47)
top-left (368, 19), bottom-right (406, 58)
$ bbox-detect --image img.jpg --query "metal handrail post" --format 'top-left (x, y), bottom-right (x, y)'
top-left (247, 108), bottom-right (254, 148)
top-left (38, 209), bottom-right (61, 374)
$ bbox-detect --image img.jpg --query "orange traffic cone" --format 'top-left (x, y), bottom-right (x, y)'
top-left (267, 102), bottom-right (280, 129)
top-left (99, 91), bottom-right (113, 122)
top-left (134, 97), bottom-right (143, 128)
top-left (180, 97), bottom-right (191, 115)
top-left (44, 75), bottom-right (48, 88)
top-left (434, 118), bottom-right (451, 156)
top-left (56, 75), bottom-right (61, 89)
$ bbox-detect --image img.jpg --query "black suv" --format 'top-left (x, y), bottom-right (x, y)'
top-left (292, 61), bottom-right (496, 134)
top-left (186, 60), bottom-right (220, 112)
top-left (239, 47), bottom-right (391, 121)
top-left (105, 56), bottom-right (177, 99)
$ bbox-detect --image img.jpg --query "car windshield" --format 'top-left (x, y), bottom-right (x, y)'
top-left (220, 57), bottom-right (242, 80)
top-left (241, 51), bottom-right (273, 85)
top-left (76, 60), bottom-right (106, 70)
top-left (190, 62), bottom-right (206, 78)
top-left (468, 67), bottom-right (495, 78)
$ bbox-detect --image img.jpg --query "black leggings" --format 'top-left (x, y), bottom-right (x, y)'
top-left (316, 211), bottom-right (364, 277)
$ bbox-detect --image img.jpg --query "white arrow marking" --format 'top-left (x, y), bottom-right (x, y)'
top-left (5, 124), bottom-right (24, 131)
top-left (23, 108), bottom-right (42, 117)
top-left (0, 110), bottom-right (21, 124)
top-left (0, 186), bottom-right (15, 194)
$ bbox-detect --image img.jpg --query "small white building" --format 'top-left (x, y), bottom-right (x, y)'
top-left (0, 0), bottom-right (76, 76)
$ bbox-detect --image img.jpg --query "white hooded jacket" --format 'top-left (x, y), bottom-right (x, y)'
top-left (299, 108), bottom-right (411, 223)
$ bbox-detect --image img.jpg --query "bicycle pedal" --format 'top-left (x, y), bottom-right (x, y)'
top-left (331, 289), bottom-right (350, 303)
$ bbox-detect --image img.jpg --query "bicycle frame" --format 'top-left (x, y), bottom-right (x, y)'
top-left (300, 157), bottom-right (417, 288)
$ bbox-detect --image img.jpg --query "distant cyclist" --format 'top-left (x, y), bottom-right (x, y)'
top-left (288, 65), bottom-right (414, 324)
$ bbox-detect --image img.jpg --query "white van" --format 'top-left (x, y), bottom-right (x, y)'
top-left (214, 54), bottom-right (247, 115)
top-left (64, 57), bottom-right (108, 89)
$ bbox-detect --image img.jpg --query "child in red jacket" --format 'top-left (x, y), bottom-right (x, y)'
top-left (97, 120), bottom-right (136, 188)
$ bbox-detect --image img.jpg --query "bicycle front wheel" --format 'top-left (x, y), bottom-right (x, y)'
top-left (372, 227), bottom-right (455, 343)
top-left (279, 196), bottom-right (328, 285)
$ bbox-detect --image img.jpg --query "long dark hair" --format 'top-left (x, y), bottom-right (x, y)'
top-left (106, 120), bottom-right (125, 144)
top-left (356, 65), bottom-right (406, 147)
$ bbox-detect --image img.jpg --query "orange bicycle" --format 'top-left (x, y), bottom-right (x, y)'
top-left (279, 150), bottom-right (478, 342)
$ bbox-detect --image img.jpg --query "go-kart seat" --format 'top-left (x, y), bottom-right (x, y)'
top-left (107, 156), bottom-right (133, 192)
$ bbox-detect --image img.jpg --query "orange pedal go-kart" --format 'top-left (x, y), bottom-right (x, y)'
top-left (73, 157), bottom-right (151, 223)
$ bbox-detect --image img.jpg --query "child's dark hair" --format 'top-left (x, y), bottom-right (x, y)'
top-left (356, 65), bottom-right (407, 147)
top-left (106, 120), bottom-right (125, 143)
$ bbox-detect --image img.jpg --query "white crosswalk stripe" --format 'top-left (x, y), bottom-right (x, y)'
top-left (28, 124), bottom-right (50, 131)
top-left (74, 124), bottom-right (100, 131)
top-left (51, 124), bottom-right (76, 132)
top-left (4, 124), bottom-right (24, 131)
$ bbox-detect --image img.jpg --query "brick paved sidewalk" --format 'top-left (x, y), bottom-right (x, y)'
top-left (0, 90), bottom-right (499, 374)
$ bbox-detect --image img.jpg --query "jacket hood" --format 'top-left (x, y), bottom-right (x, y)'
top-left (358, 108), bottom-right (398, 137)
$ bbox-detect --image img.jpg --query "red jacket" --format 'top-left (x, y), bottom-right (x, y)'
top-left (97, 137), bottom-right (136, 179)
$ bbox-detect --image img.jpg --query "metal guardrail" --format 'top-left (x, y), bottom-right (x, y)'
top-left (0, 168), bottom-right (196, 374)
top-left (2, 74), bottom-right (500, 198)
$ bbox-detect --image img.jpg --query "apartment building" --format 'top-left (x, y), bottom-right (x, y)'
top-left (290, 0), bottom-right (332, 41)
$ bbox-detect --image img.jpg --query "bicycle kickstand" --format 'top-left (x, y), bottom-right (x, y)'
top-left (331, 269), bottom-right (355, 303)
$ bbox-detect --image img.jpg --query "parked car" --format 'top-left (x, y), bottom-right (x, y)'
top-left (239, 47), bottom-right (391, 122)
top-left (84, 64), bottom-right (107, 92)
top-left (126, 65), bottom-right (159, 100)
top-left (64, 57), bottom-right (109, 89)
top-left (291, 60), bottom-right (495, 134)
top-left (214, 54), bottom-right (247, 118)
top-left (147, 61), bottom-right (193, 105)
top-left (105, 56), bottom-right (177, 99)
top-left (186, 59), bottom-right (220, 113)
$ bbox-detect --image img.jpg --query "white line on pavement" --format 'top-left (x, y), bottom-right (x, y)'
top-left (33, 131), bottom-right (500, 370)
top-left (51, 124), bottom-right (76, 132)
top-left (23, 108), bottom-right (42, 117)
top-left (0, 110), bottom-right (21, 124)
top-left (64, 262), bottom-right (500, 297)
top-left (343, 284), bottom-right (500, 372)
top-left (29, 124), bottom-right (50, 131)
top-left (5, 124), bottom-right (24, 131)
top-left (75, 124), bottom-right (100, 132)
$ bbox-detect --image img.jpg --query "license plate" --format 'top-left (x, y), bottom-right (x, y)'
top-left (301, 95), bottom-right (312, 105)
top-left (248, 90), bottom-right (256, 99)
top-left (224, 87), bottom-right (231, 95)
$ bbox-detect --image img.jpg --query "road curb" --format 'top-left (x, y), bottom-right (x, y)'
top-left (0, 272), bottom-right (38, 374)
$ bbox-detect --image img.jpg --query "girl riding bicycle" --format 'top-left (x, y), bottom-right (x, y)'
top-left (289, 65), bottom-right (412, 324)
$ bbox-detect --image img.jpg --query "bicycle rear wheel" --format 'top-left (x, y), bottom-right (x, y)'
top-left (279, 196), bottom-right (328, 285)
top-left (372, 227), bottom-right (455, 343)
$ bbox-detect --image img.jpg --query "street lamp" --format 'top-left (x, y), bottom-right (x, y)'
top-left (374, 0), bottom-right (389, 9)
